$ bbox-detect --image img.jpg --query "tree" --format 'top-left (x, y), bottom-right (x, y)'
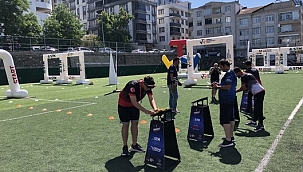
top-left (43, 4), bottom-right (85, 47)
top-left (97, 8), bottom-right (134, 46)
top-left (81, 34), bottom-right (101, 48)
top-left (0, 0), bottom-right (30, 35)
top-left (18, 13), bottom-right (42, 37)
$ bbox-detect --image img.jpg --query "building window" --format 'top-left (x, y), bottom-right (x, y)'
top-left (266, 15), bottom-right (274, 22)
top-left (181, 11), bottom-right (184, 16)
top-left (205, 28), bottom-right (213, 35)
top-left (252, 38), bottom-right (261, 46)
top-left (159, 27), bottom-right (165, 33)
top-left (240, 18), bottom-right (249, 25)
top-left (214, 8), bottom-right (221, 14)
top-left (204, 9), bottom-right (211, 15)
top-left (280, 24), bottom-right (292, 32)
top-left (252, 16), bottom-right (261, 24)
top-left (160, 36), bottom-right (165, 42)
top-left (82, 6), bottom-right (86, 19)
top-left (252, 27), bottom-right (261, 35)
top-left (159, 18), bottom-right (164, 24)
top-left (185, 29), bottom-right (188, 34)
top-left (181, 28), bottom-right (184, 33)
top-left (265, 26), bottom-right (274, 33)
top-left (225, 6), bottom-right (231, 12)
top-left (266, 37), bottom-right (275, 45)
top-left (225, 26), bottom-right (231, 34)
top-left (197, 21), bottom-right (202, 26)
top-left (158, 9), bottom-right (164, 15)
top-left (205, 18), bottom-right (212, 25)
top-left (240, 29), bottom-right (249, 36)
top-left (214, 27), bottom-right (221, 34)
top-left (239, 40), bottom-right (248, 46)
top-left (197, 11), bottom-right (202, 17)
top-left (279, 12), bottom-right (292, 21)
top-left (146, 5), bottom-right (150, 11)
top-left (225, 16), bottom-right (231, 23)
top-left (214, 18), bottom-right (221, 24)
top-left (197, 30), bottom-right (203, 36)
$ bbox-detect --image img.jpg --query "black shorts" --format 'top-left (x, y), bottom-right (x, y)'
top-left (118, 105), bottom-right (140, 123)
top-left (219, 103), bottom-right (235, 125)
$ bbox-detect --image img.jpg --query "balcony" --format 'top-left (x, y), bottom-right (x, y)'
top-left (170, 22), bottom-right (181, 27)
top-left (135, 19), bottom-right (148, 24)
top-left (169, 13), bottom-right (181, 18)
top-left (170, 31), bottom-right (181, 36)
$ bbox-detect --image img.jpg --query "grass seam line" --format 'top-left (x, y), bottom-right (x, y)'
top-left (0, 102), bottom-right (96, 122)
top-left (255, 98), bottom-right (303, 172)
top-left (26, 97), bottom-right (94, 104)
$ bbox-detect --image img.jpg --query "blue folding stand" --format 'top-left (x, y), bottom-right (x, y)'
top-left (187, 97), bottom-right (214, 142)
top-left (145, 109), bottom-right (180, 169)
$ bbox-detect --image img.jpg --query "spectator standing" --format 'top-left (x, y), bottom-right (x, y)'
top-left (167, 57), bottom-right (182, 113)
top-left (209, 63), bottom-right (221, 104)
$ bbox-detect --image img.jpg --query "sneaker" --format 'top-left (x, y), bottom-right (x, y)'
top-left (121, 145), bottom-right (130, 156)
top-left (254, 124), bottom-right (265, 131)
top-left (129, 143), bottom-right (145, 153)
top-left (172, 109), bottom-right (180, 113)
top-left (221, 136), bottom-right (236, 142)
top-left (219, 139), bottom-right (235, 148)
top-left (176, 109), bottom-right (180, 113)
top-left (245, 121), bottom-right (257, 127)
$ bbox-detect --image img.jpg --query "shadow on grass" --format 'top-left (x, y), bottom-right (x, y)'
top-left (143, 157), bottom-right (180, 172)
top-left (209, 147), bottom-right (242, 165)
top-left (188, 136), bottom-right (214, 152)
top-left (235, 128), bottom-right (270, 137)
top-left (105, 153), bottom-right (144, 172)
top-left (105, 153), bottom-right (180, 172)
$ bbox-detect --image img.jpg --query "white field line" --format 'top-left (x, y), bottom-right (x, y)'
top-left (0, 102), bottom-right (96, 122)
top-left (255, 98), bottom-right (303, 172)
top-left (26, 97), bottom-right (94, 104)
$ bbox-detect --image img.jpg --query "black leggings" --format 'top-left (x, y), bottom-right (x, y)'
top-left (253, 91), bottom-right (265, 124)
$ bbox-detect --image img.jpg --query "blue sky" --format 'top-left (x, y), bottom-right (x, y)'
top-left (190, 0), bottom-right (279, 8)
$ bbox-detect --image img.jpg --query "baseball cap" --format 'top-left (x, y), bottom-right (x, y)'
top-left (144, 76), bottom-right (156, 88)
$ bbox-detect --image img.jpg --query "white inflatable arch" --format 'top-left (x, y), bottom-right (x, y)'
top-left (0, 50), bottom-right (28, 98)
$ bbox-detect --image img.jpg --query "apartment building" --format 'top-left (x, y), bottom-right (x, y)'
top-left (69, 0), bottom-right (89, 30)
top-left (156, 1), bottom-right (191, 49)
top-left (188, 1), bottom-right (242, 57)
top-left (157, 0), bottom-right (181, 5)
top-left (29, 0), bottom-right (53, 25)
top-left (87, 0), bottom-right (157, 46)
top-left (235, 0), bottom-right (303, 57)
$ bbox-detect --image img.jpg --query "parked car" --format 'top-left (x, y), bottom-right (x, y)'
top-left (160, 49), bottom-right (169, 53)
top-left (75, 47), bottom-right (94, 53)
top-left (148, 49), bottom-right (160, 53)
top-left (30, 46), bottom-right (41, 51)
top-left (41, 46), bottom-right (59, 52)
top-left (99, 47), bottom-right (116, 53)
top-left (131, 49), bottom-right (146, 53)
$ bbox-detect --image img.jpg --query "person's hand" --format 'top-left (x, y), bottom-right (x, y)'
top-left (144, 109), bottom-right (155, 115)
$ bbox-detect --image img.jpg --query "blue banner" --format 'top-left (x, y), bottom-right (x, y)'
top-left (187, 106), bottom-right (204, 142)
top-left (240, 91), bottom-right (248, 113)
top-left (145, 120), bottom-right (165, 168)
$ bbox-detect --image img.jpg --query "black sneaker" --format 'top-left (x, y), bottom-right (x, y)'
top-left (121, 145), bottom-right (130, 157)
top-left (129, 143), bottom-right (145, 153)
top-left (245, 121), bottom-right (257, 127)
top-left (221, 136), bottom-right (236, 142)
top-left (254, 124), bottom-right (265, 131)
top-left (219, 139), bottom-right (235, 148)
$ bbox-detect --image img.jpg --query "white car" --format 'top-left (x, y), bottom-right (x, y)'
top-left (75, 47), bottom-right (94, 53)
top-left (99, 47), bottom-right (116, 53)
top-left (132, 49), bottom-right (146, 53)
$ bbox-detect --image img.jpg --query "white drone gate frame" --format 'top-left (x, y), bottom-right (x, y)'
top-left (40, 51), bottom-right (90, 84)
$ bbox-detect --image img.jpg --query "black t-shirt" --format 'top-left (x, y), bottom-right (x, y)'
top-left (167, 64), bottom-right (178, 85)
top-left (118, 80), bottom-right (152, 107)
top-left (245, 67), bottom-right (261, 84)
top-left (209, 67), bottom-right (221, 81)
top-left (240, 73), bottom-right (264, 95)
